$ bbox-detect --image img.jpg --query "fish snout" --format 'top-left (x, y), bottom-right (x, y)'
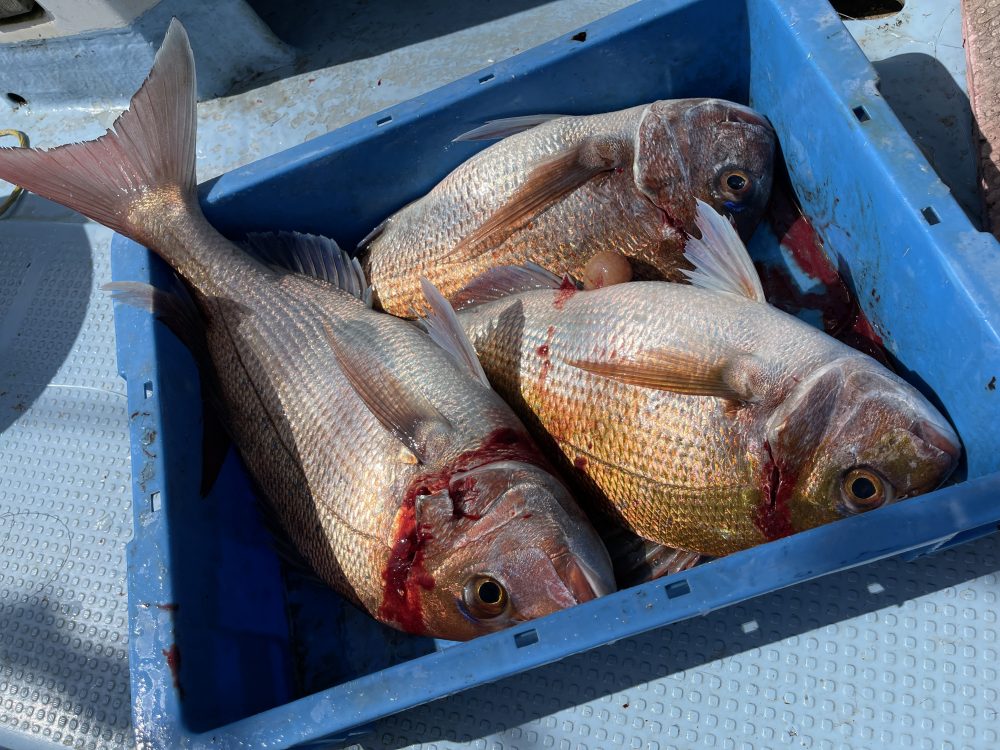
top-left (913, 418), bottom-right (962, 472)
top-left (550, 547), bottom-right (616, 603)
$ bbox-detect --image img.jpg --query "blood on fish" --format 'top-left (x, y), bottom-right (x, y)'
top-left (574, 456), bottom-right (589, 470)
top-left (553, 277), bottom-right (577, 309)
top-left (379, 427), bottom-right (547, 633)
top-left (752, 441), bottom-right (795, 542)
top-left (536, 344), bottom-right (550, 357)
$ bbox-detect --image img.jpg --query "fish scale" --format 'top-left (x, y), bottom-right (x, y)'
top-left (457, 236), bottom-right (960, 558)
top-left (362, 99), bottom-right (776, 316)
top-left (0, 20), bottom-right (615, 641)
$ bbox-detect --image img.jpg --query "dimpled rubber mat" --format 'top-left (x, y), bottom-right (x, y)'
top-left (366, 534), bottom-right (1000, 750)
top-left (0, 219), bottom-right (134, 750)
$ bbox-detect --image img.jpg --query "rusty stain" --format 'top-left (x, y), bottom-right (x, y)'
top-left (156, 603), bottom-right (179, 612)
top-left (162, 643), bottom-right (181, 690)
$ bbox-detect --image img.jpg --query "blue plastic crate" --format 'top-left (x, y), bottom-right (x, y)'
top-left (111, 0), bottom-right (1000, 747)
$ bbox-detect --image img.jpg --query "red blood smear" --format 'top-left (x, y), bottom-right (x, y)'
top-left (378, 427), bottom-right (548, 633)
top-left (763, 181), bottom-right (889, 364)
top-left (553, 277), bottom-right (577, 309)
top-left (753, 442), bottom-right (795, 542)
top-left (574, 456), bottom-right (588, 470)
top-left (536, 344), bottom-right (550, 357)
top-left (155, 603), bottom-right (179, 612)
top-left (162, 644), bottom-right (181, 689)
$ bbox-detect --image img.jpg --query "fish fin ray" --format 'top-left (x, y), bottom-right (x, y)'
top-left (244, 232), bottom-right (371, 305)
top-left (602, 526), bottom-right (704, 586)
top-left (418, 278), bottom-right (491, 388)
top-left (0, 19), bottom-right (196, 244)
top-left (450, 262), bottom-right (563, 310)
top-left (103, 279), bottom-right (208, 357)
top-left (683, 199), bottom-right (767, 303)
top-left (445, 135), bottom-right (627, 260)
top-left (567, 345), bottom-right (757, 401)
top-left (453, 114), bottom-right (566, 142)
top-left (323, 324), bottom-right (451, 462)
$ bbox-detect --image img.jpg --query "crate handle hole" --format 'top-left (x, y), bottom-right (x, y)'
top-left (514, 629), bottom-right (539, 648)
top-left (478, 73), bottom-right (495, 84)
top-left (143, 381), bottom-right (153, 399)
top-left (921, 207), bottom-right (940, 225)
top-left (376, 115), bottom-right (392, 127)
top-left (665, 579), bottom-right (691, 599)
top-left (852, 105), bottom-right (871, 123)
top-left (150, 491), bottom-right (161, 513)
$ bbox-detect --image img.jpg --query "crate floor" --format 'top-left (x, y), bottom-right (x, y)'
top-left (0, 1), bottom-right (992, 749)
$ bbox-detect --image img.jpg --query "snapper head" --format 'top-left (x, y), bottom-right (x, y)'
top-left (762, 357), bottom-right (961, 537)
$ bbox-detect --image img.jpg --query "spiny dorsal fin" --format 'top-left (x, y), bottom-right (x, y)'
top-left (450, 262), bottom-right (563, 311)
top-left (244, 232), bottom-right (372, 307)
top-left (453, 114), bottom-right (566, 142)
top-left (683, 199), bottom-right (766, 303)
top-left (323, 323), bottom-right (452, 463)
top-left (418, 278), bottom-right (490, 388)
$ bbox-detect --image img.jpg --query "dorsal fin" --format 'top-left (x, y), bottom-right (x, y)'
top-left (245, 232), bottom-right (372, 306)
top-left (419, 278), bottom-right (490, 388)
top-left (450, 262), bottom-right (563, 310)
top-left (682, 199), bottom-right (766, 303)
top-left (453, 114), bottom-right (566, 142)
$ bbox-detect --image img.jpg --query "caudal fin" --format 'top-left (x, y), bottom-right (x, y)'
top-left (0, 19), bottom-right (196, 244)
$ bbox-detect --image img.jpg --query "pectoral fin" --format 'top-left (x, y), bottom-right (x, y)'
top-left (447, 134), bottom-right (629, 259)
top-left (683, 199), bottom-right (767, 303)
top-left (324, 324), bottom-right (452, 463)
top-left (567, 344), bottom-right (762, 403)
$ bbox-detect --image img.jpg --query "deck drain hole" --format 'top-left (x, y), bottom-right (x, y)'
top-left (741, 619), bottom-right (759, 634)
top-left (852, 106), bottom-right (871, 123)
top-left (921, 206), bottom-right (941, 225)
top-left (665, 579), bottom-right (691, 599)
top-left (571, 31), bottom-right (587, 42)
top-left (478, 73), bottom-right (495, 84)
top-left (150, 491), bottom-right (161, 513)
top-left (514, 629), bottom-right (539, 648)
top-left (143, 381), bottom-right (154, 399)
top-left (376, 115), bottom-right (392, 126)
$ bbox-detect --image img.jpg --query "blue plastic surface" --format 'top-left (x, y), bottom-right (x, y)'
top-left (110, 0), bottom-right (1000, 747)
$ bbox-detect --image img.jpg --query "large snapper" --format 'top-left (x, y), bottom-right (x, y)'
top-left (360, 99), bottom-right (776, 316)
top-left (0, 21), bottom-right (615, 640)
top-left (453, 203), bottom-right (961, 557)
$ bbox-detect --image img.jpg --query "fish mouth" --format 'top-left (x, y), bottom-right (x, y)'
top-left (549, 549), bottom-right (616, 603)
top-left (725, 105), bottom-right (774, 132)
top-left (913, 418), bottom-right (962, 472)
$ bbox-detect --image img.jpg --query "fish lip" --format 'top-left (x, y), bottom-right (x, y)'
top-left (725, 105), bottom-right (774, 132)
top-left (550, 549), bottom-right (616, 602)
top-left (913, 418), bottom-right (962, 470)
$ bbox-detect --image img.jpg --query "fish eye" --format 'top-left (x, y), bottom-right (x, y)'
top-left (463, 575), bottom-right (509, 618)
top-left (722, 170), bottom-right (751, 194)
top-left (841, 467), bottom-right (892, 513)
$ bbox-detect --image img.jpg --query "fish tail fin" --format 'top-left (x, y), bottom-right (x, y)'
top-left (0, 19), bottom-right (197, 246)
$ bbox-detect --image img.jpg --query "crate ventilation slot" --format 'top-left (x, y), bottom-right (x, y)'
top-left (478, 73), bottom-right (495, 84)
top-left (376, 115), bottom-right (392, 127)
top-left (921, 207), bottom-right (941, 225)
top-left (852, 106), bottom-right (871, 123)
top-left (514, 629), bottom-right (539, 648)
top-left (664, 579), bottom-right (691, 599)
